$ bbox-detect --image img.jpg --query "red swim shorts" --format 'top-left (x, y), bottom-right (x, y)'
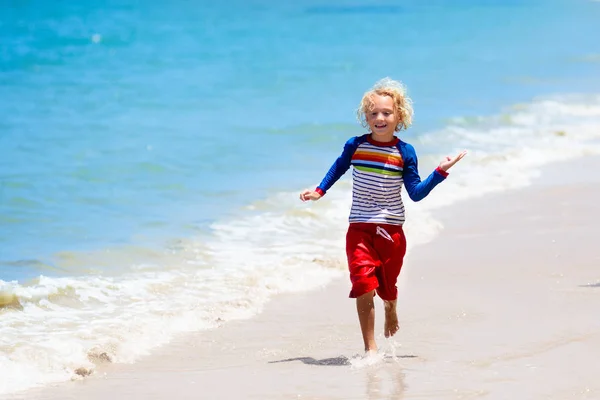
top-left (345, 222), bottom-right (407, 301)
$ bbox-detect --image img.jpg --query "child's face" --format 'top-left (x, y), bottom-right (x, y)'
top-left (365, 94), bottom-right (399, 141)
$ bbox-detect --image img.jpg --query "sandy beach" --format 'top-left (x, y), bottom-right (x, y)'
top-left (8, 156), bottom-right (600, 400)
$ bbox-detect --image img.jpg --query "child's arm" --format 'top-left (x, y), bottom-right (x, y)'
top-left (300, 137), bottom-right (358, 201)
top-left (402, 143), bottom-right (466, 202)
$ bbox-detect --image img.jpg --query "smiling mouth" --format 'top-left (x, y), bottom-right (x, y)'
top-left (374, 124), bottom-right (387, 129)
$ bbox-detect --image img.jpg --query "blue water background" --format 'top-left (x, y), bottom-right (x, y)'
top-left (1, 0), bottom-right (599, 281)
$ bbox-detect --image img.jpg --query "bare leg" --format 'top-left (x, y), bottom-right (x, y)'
top-left (383, 299), bottom-right (399, 338)
top-left (356, 290), bottom-right (377, 353)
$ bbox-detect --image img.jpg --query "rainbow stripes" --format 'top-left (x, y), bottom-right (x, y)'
top-left (351, 148), bottom-right (404, 176)
top-left (349, 142), bottom-right (406, 225)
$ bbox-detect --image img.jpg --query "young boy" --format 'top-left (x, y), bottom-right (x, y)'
top-left (299, 78), bottom-right (466, 353)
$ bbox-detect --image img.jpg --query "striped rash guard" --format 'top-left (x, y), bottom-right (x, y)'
top-left (315, 134), bottom-right (449, 226)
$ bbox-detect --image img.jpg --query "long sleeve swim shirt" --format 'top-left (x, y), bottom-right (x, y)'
top-left (315, 134), bottom-right (448, 226)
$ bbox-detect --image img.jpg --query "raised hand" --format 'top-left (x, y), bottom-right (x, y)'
top-left (299, 189), bottom-right (322, 202)
top-left (438, 150), bottom-right (468, 172)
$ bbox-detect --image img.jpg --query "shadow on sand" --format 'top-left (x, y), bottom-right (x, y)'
top-left (580, 282), bottom-right (600, 287)
top-left (269, 354), bottom-right (417, 367)
top-left (270, 355), bottom-right (410, 399)
top-left (269, 356), bottom-right (351, 366)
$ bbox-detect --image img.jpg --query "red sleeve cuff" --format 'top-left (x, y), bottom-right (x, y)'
top-left (315, 187), bottom-right (325, 196)
top-left (435, 167), bottom-right (449, 178)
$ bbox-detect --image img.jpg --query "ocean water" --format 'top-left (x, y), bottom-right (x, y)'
top-left (1, 0), bottom-right (600, 395)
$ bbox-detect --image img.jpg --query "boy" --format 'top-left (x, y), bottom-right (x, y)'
top-left (300, 78), bottom-right (466, 353)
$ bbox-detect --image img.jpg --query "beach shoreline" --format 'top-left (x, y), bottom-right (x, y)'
top-left (9, 156), bottom-right (600, 400)
top-left (4, 1), bottom-right (600, 397)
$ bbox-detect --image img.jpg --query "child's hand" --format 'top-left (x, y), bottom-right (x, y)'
top-left (299, 190), bottom-right (322, 202)
top-left (438, 150), bottom-right (468, 172)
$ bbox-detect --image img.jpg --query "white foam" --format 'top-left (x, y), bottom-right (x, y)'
top-left (0, 190), bottom-right (351, 395)
top-left (417, 94), bottom-right (600, 211)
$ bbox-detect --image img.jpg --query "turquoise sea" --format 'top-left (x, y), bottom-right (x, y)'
top-left (1, 0), bottom-right (600, 395)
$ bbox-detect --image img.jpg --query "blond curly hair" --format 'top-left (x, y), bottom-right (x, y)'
top-left (357, 77), bottom-right (414, 131)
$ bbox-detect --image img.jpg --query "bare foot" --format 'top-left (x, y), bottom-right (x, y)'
top-left (383, 300), bottom-right (399, 338)
top-left (365, 349), bottom-right (378, 357)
